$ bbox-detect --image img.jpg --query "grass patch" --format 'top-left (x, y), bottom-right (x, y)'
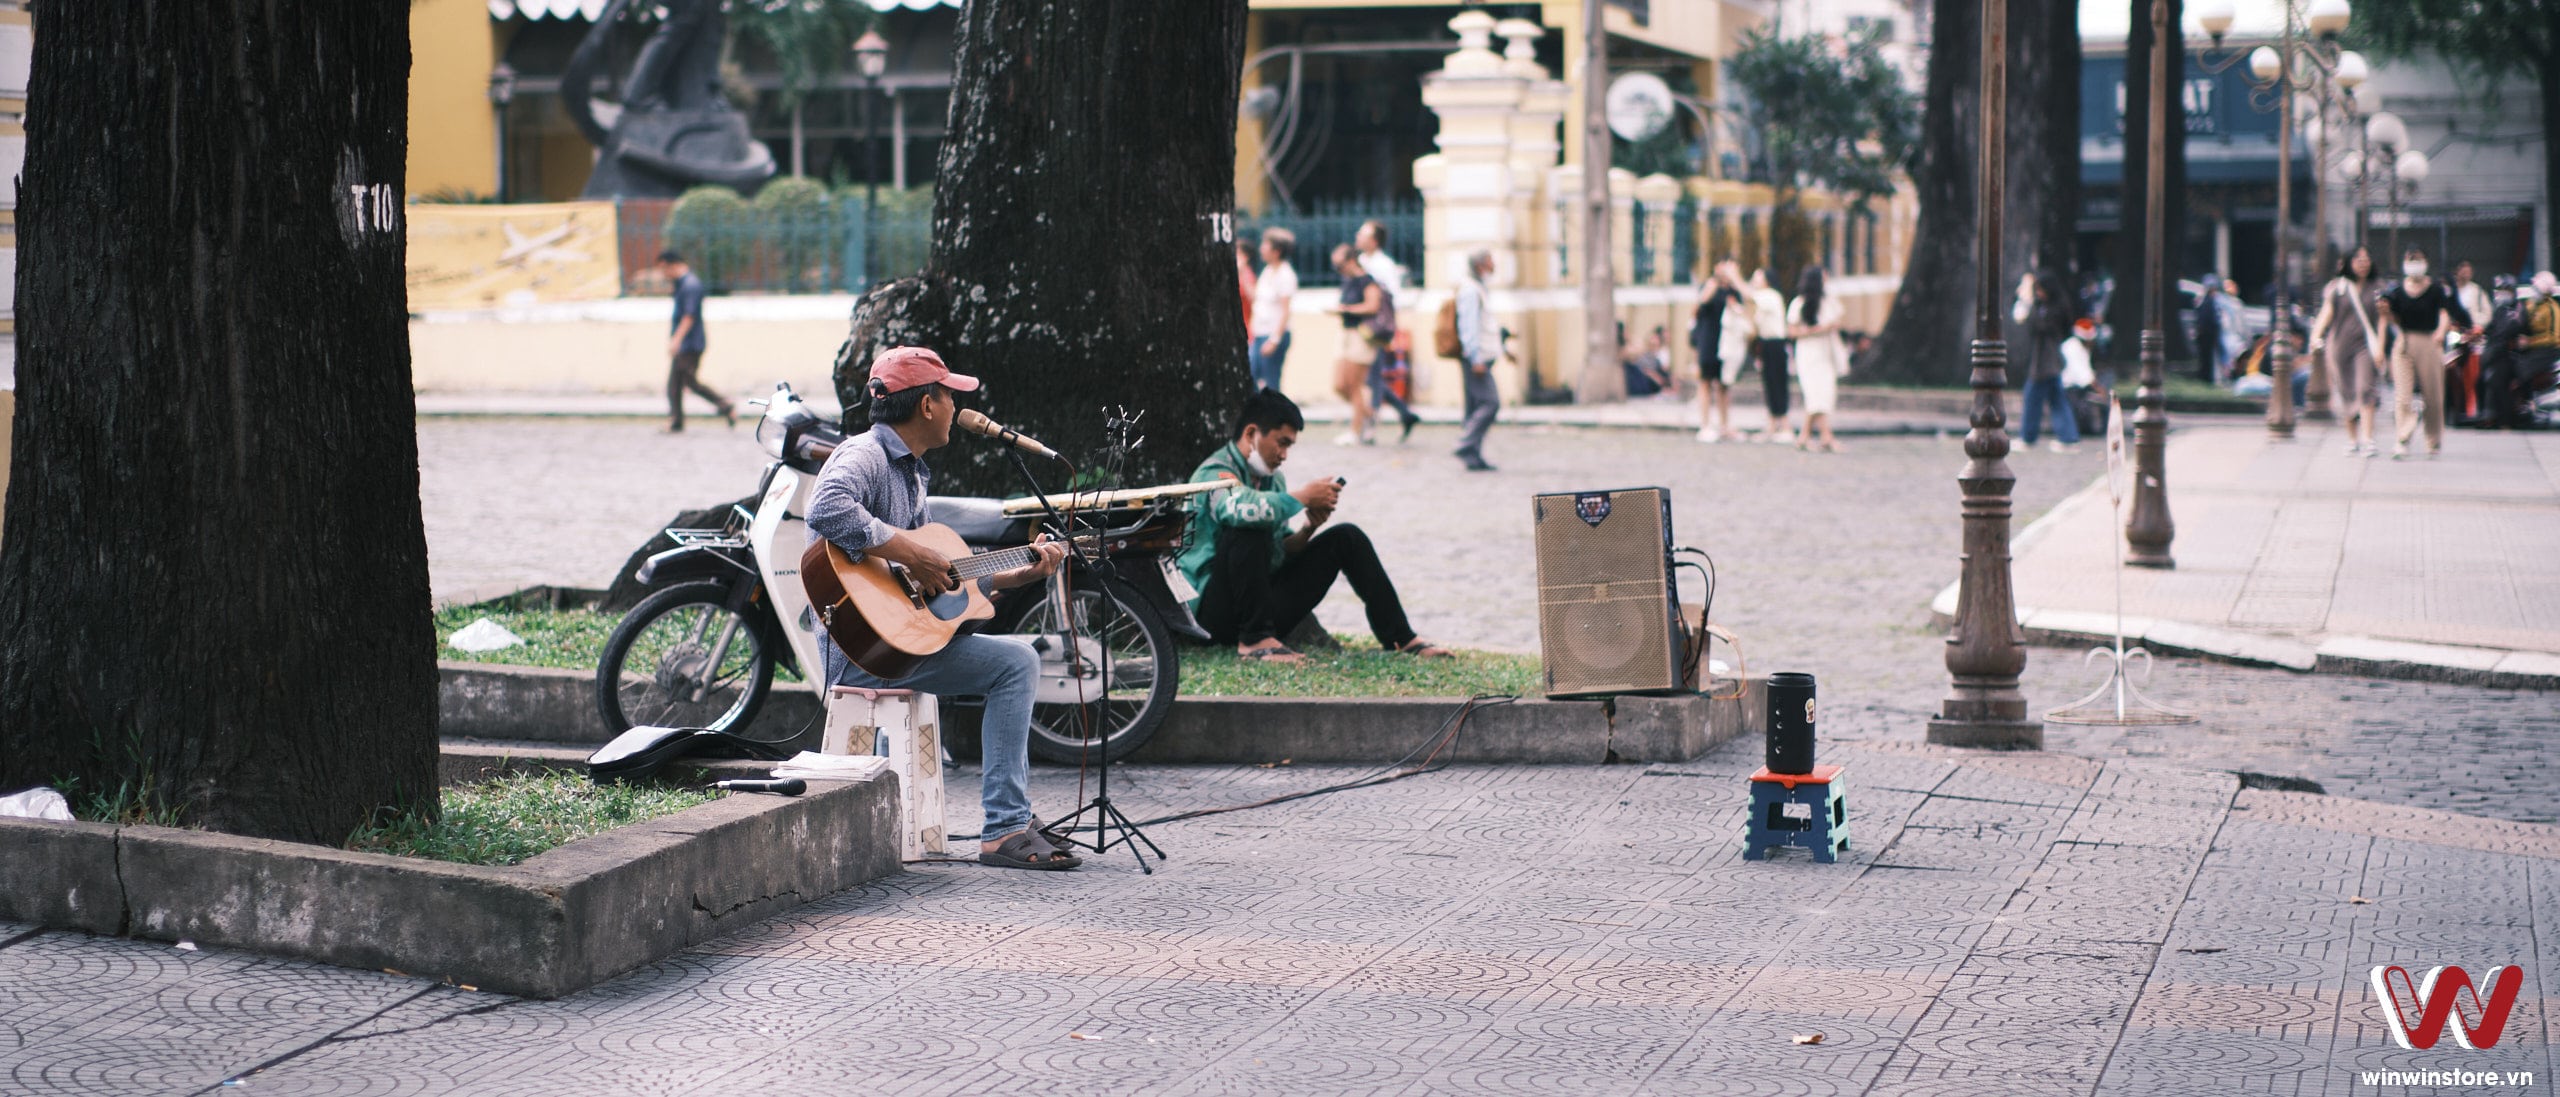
top-left (436, 607), bottom-right (1537, 698)
top-left (1183, 635), bottom-right (1539, 698)
top-left (347, 770), bottom-right (721, 867)
top-left (435, 604), bottom-right (620, 670)
top-left (434, 603), bottom-right (801, 682)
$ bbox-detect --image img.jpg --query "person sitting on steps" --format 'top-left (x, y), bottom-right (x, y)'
top-left (1178, 389), bottom-right (1454, 664)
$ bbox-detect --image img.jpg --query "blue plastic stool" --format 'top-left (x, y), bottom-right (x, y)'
top-left (1744, 765), bottom-right (1849, 863)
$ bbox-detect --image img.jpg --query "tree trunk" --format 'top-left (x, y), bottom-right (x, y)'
top-left (2107, 0), bottom-right (2191, 366)
top-left (1864, 0), bottom-right (1979, 384)
top-left (836, 1), bottom-right (1251, 495)
top-left (2042, 0), bottom-right (2084, 280)
top-left (2543, 53), bottom-right (2560, 270)
top-left (2002, 0), bottom-right (2057, 367)
top-left (0, 2), bottom-right (437, 844)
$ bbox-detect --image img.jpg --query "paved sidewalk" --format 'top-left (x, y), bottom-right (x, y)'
top-left (1944, 424), bottom-right (2560, 687)
top-left (416, 390), bottom-right (1968, 437)
top-left (6, 736), bottom-right (2555, 1094)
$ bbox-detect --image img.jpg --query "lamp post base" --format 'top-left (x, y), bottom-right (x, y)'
top-left (1925, 716), bottom-right (2045, 750)
top-left (2125, 552), bottom-right (2175, 569)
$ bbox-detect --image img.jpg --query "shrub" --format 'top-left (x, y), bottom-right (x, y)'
top-left (665, 184), bottom-right (751, 290)
top-left (755, 176), bottom-right (834, 291)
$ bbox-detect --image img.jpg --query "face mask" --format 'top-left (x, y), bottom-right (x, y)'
top-left (2494, 291), bottom-right (2516, 307)
top-left (1241, 436), bottom-right (1274, 476)
top-left (2404, 261), bottom-right (2428, 278)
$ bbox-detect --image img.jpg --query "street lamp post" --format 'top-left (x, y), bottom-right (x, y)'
top-left (2123, 0), bottom-right (2177, 569)
top-left (855, 30), bottom-right (889, 289)
top-left (488, 62), bottom-right (515, 203)
top-left (1926, 0), bottom-right (2039, 750)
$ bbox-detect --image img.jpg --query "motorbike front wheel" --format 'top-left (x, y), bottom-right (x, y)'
top-left (595, 581), bottom-right (777, 736)
top-left (989, 570), bottom-right (1178, 766)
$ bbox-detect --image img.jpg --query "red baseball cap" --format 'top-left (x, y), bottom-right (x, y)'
top-left (867, 346), bottom-right (981, 395)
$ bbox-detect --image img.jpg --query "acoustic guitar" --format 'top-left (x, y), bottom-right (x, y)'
top-left (799, 525), bottom-right (1053, 679)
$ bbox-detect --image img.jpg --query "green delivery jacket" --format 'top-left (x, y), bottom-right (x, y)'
top-left (1175, 441), bottom-right (1303, 605)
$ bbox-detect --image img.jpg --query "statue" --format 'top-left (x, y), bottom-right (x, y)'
top-left (562, 0), bottom-right (776, 199)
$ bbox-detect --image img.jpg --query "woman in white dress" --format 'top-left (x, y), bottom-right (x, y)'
top-left (1788, 266), bottom-right (1848, 452)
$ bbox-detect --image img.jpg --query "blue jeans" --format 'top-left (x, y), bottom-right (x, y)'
top-left (2021, 375), bottom-right (2080, 445)
top-left (1249, 331), bottom-right (1290, 391)
top-left (826, 633), bottom-right (1040, 840)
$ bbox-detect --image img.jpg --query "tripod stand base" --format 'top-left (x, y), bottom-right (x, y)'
top-left (2044, 645), bottom-right (2198, 726)
top-left (1045, 796), bottom-right (1166, 874)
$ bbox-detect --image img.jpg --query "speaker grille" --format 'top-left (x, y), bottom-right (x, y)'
top-left (1533, 488), bottom-right (1678, 696)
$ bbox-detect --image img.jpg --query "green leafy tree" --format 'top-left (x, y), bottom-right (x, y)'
top-left (1725, 25), bottom-right (1920, 289)
top-left (728, 0), bottom-right (875, 115)
top-left (2352, 0), bottom-right (2559, 269)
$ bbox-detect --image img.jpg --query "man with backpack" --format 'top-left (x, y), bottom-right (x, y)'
top-left (1444, 249), bottom-right (1501, 472)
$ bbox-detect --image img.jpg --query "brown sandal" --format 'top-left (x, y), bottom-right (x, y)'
top-left (1393, 638), bottom-right (1456, 658)
top-left (980, 828), bottom-right (1082, 871)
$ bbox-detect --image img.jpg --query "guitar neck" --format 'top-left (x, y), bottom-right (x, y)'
top-left (949, 544), bottom-right (1042, 583)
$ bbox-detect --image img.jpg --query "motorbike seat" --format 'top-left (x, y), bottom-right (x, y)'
top-left (929, 495), bottom-right (1032, 545)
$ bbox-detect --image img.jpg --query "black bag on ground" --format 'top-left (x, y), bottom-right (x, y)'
top-left (588, 725), bottom-right (791, 784)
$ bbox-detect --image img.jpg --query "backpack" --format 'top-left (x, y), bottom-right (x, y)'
top-left (1434, 295), bottom-right (1463, 358)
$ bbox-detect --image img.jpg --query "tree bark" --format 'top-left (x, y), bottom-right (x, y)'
top-left (1864, 0), bottom-right (1980, 384)
top-left (2042, 0), bottom-right (2084, 280)
top-left (836, 1), bottom-right (1251, 495)
top-left (2107, 0), bottom-right (2191, 365)
top-left (2002, 0), bottom-right (2056, 362)
top-left (0, 2), bottom-right (437, 844)
top-left (2543, 52), bottom-right (2560, 270)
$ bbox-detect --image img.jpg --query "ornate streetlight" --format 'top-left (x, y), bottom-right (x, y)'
top-left (2189, 0), bottom-right (2356, 438)
top-left (2122, 0), bottom-right (2179, 569)
top-left (1927, 0), bottom-right (2039, 750)
top-left (854, 30), bottom-right (889, 288)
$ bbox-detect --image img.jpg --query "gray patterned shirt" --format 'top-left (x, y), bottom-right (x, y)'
top-left (806, 420), bottom-right (931, 558)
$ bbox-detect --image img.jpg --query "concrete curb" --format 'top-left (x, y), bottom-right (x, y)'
top-left (0, 745), bottom-right (901, 999)
top-left (441, 662), bottom-right (1765, 765)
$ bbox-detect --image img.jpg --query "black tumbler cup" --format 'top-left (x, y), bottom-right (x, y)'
top-left (1766, 672), bottom-right (1817, 774)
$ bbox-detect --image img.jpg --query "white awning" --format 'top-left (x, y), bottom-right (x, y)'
top-left (492, 0), bottom-right (953, 16)
top-left (488, 0), bottom-right (611, 19)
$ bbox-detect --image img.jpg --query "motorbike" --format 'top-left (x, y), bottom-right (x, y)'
top-left (592, 381), bottom-right (1208, 764)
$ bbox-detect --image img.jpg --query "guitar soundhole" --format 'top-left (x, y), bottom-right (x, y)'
top-left (926, 590), bottom-right (973, 621)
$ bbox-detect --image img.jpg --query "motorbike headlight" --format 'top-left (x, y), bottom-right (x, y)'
top-left (756, 413), bottom-right (787, 460)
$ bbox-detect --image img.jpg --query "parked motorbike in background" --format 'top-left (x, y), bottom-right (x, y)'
top-left (593, 382), bottom-right (1205, 764)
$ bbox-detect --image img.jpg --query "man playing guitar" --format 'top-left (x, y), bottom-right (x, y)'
top-left (806, 346), bottom-right (1077, 870)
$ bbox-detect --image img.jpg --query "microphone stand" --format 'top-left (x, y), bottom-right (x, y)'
top-left (1001, 411), bottom-right (1163, 873)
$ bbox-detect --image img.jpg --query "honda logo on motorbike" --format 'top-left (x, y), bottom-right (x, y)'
top-left (2370, 964), bottom-right (2524, 1050)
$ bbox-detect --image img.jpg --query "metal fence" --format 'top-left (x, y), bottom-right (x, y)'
top-left (1235, 199), bottom-right (1425, 289)
top-left (615, 197), bottom-right (933, 296)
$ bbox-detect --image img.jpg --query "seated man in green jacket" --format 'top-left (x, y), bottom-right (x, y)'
top-left (1178, 390), bottom-right (1452, 663)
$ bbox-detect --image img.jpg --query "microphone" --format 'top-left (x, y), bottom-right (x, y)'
top-left (714, 778), bottom-right (807, 796)
top-left (955, 409), bottom-right (1065, 463)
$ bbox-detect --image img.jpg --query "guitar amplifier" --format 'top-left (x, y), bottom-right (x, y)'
top-left (1533, 486), bottom-right (1683, 697)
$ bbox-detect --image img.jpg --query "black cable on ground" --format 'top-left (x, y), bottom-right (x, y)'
top-left (905, 693), bottom-right (1519, 864)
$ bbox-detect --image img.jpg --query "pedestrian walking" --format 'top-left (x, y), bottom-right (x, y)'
top-left (657, 249), bottom-right (734, 433)
top-left (1693, 260), bottom-right (1746, 442)
top-left (1325, 244), bottom-right (1414, 445)
top-left (2378, 247), bottom-right (2472, 459)
top-left (1249, 228), bottom-right (1298, 392)
top-left (2192, 275), bottom-right (2224, 384)
top-left (2309, 246), bottom-right (2384, 456)
top-left (1747, 269), bottom-right (1792, 444)
top-left (1787, 266), bottom-right (1847, 453)
top-left (1355, 220), bottom-right (1405, 293)
top-left (1235, 240), bottom-right (1258, 337)
top-left (2014, 271), bottom-right (2081, 452)
top-left (1452, 249), bottom-right (1501, 472)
